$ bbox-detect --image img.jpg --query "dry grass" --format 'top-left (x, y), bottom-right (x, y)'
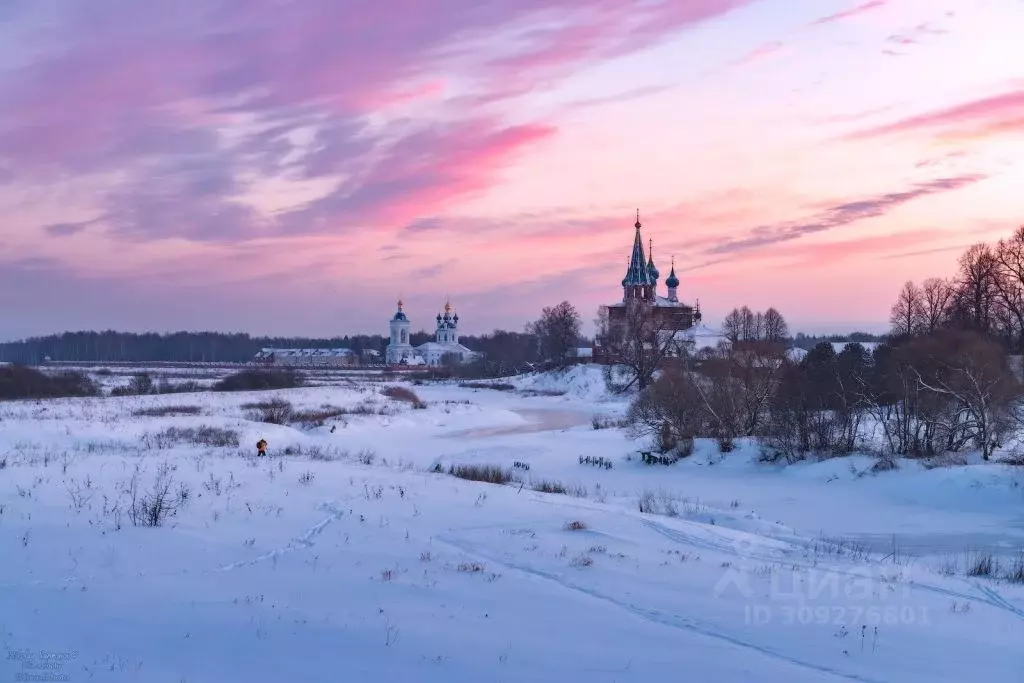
top-left (1006, 555), bottom-right (1024, 583)
top-left (967, 553), bottom-right (996, 577)
top-left (570, 554), bottom-right (594, 568)
top-left (564, 520), bottom-right (589, 531)
top-left (532, 480), bottom-right (568, 495)
top-left (458, 382), bottom-right (515, 391)
top-left (132, 405), bottom-right (203, 417)
top-left (145, 426), bottom-right (240, 448)
top-left (445, 464), bottom-right (514, 485)
top-left (213, 369), bottom-right (303, 392)
top-left (530, 479), bottom-right (587, 497)
top-left (381, 386), bottom-right (426, 409)
top-left (243, 399), bottom-right (293, 424)
top-left (290, 405), bottom-right (350, 428)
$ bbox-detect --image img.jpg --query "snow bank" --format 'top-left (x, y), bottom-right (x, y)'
top-left (508, 364), bottom-right (621, 402)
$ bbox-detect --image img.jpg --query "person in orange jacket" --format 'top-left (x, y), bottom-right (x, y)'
top-left (256, 439), bottom-right (268, 457)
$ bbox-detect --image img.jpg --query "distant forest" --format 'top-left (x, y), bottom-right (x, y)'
top-left (0, 329), bottom-right (546, 365)
top-left (0, 327), bottom-right (884, 364)
top-left (788, 331), bottom-right (887, 350)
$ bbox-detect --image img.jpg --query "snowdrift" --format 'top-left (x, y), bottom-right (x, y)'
top-left (508, 364), bottom-right (622, 402)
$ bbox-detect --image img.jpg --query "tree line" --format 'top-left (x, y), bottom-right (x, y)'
top-left (0, 328), bottom-right (546, 368)
top-left (623, 227), bottom-right (1024, 465)
top-left (890, 225), bottom-right (1024, 350)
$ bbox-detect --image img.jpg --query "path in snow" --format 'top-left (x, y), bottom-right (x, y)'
top-left (842, 530), bottom-right (1024, 560)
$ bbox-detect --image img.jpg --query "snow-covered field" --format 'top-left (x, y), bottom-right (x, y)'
top-left (2, 365), bottom-right (1023, 682)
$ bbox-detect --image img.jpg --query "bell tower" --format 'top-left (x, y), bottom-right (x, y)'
top-left (621, 210), bottom-right (656, 302)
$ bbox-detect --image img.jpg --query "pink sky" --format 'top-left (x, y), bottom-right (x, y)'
top-left (0, 0), bottom-right (1022, 339)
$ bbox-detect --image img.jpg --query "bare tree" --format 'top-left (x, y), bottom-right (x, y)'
top-left (723, 305), bottom-right (788, 343)
top-left (721, 307), bottom-right (744, 343)
top-left (890, 280), bottom-right (925, 337)
top-left (528, 301), bottom-right (582, 366)
top-left (910, 332), bottom-right (1020, 460)
top-left (701, 339), bottom-right (788, 435)
top-left (920, 277), bottom-right (955, 335)
top-left (762, 307), bottom-right (789, 342)
top-left (994, 226), bottom-right (1024, 346)
top-left (596, 299), bottom-right (688, 393)
top-left (625, 365), bottom-right (703, 455)
top-left (954, 243), bottom-right (999, 334)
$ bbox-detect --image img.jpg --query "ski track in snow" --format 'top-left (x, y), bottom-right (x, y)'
top-left (446, 491), bottom-right (1024, 623)
top-left (435, 535), bottom-right (888, 683)
top-left (640, 518), bottom-right (1024, 622)
top-left (218, 501), bottom-right (345, 571)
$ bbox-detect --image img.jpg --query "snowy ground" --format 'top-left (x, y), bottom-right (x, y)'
top-left (2, 365), bottom-right (1023, 682)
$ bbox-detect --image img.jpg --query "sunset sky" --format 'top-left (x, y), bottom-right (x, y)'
top-left (1, 0), bottom-right (1022, 340)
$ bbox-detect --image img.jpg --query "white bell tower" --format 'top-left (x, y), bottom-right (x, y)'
top-left (385, 299), bottom-right (413, 364)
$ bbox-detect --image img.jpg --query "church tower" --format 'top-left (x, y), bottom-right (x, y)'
top-left (435, 299), bottom-right (459, 344)
top-left (386, 299), bottom-right (413, 364)
top-left (666, 256), bottom-right (680, 302)
top-left (621, 210), bottom-right (656, 302)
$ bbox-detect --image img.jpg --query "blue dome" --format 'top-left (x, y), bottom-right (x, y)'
top-left (392, 311), bottom-right (407, 321)
top-left (647, 261), bottom-right (660, 281)
top-left (666, 266), bottom-right (679, 289)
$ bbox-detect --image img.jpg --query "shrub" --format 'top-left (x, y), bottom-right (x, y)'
top-left (213, 369), bottom-right (303, 392)
top-left (0, 366), bottom-right (99, 400)
top-left (967, 553), bottom-right (995, 577)
top-left (570, 554), bottom-right (594, 567)
top-left (1006, 555), bottom-right (1024, 584)
top-left (305, 446), bottom-right (345, 462)
top-left (532, 479), bottom-right (587, 497)
top-left (133, 405), bottom-right (203, 417)
top-left (592, 415), bottom-right (625, 430)
top-left (244, 399), bottom-right (293, 424)
top-left (637, 489), bottom-right (687, 517)
top-left (564, 520), bottom-right (588, 531)
top-left (123, 463), bottom-right (188, 528)
top-left (290, 405), bottom-right (349, 428)
top-left (446, 464), bottom-right (514, 485)
top-left (148, 426), bottom-right (240, 448)
top-left (533, 480), bottom-right (568, 495)
top-left (381, 386), bottom-right (426, 409)
top-left (110, 373), bottom-right (157, 397)
top-left (458, 382), bottom-right (515, 391)
top-left (157, 380), bottom-right (203, 394)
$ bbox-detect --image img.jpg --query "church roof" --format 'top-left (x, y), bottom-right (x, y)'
top-left (416, 341), bottom-right (476, 354)
top-left (665, 258), bottom-right (679, 288)
top-left (622, 212), bottom-right (654, 287)
top-left (646, 240), bottom-right (659, 281)
top-left (391, 298), bottom-right (408, 321)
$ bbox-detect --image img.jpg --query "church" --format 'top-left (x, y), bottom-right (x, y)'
top-left (385, 299), bottom-right (479, 367)
top-left (593, 212), bottom-right (715, 363)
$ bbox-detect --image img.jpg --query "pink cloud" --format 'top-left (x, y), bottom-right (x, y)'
top-left (754, 229), bottom-right (946, 268)
top-left (283, 121), bottom-right (558, 234)
top-left (809, 0), bottom-right (889, 26)
top-left (848, 89), bottom-right (1024, 140)
top-left (0, 0), bottom-right (756, 244)
top-left (730, 40), bottom-right (787, 68)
